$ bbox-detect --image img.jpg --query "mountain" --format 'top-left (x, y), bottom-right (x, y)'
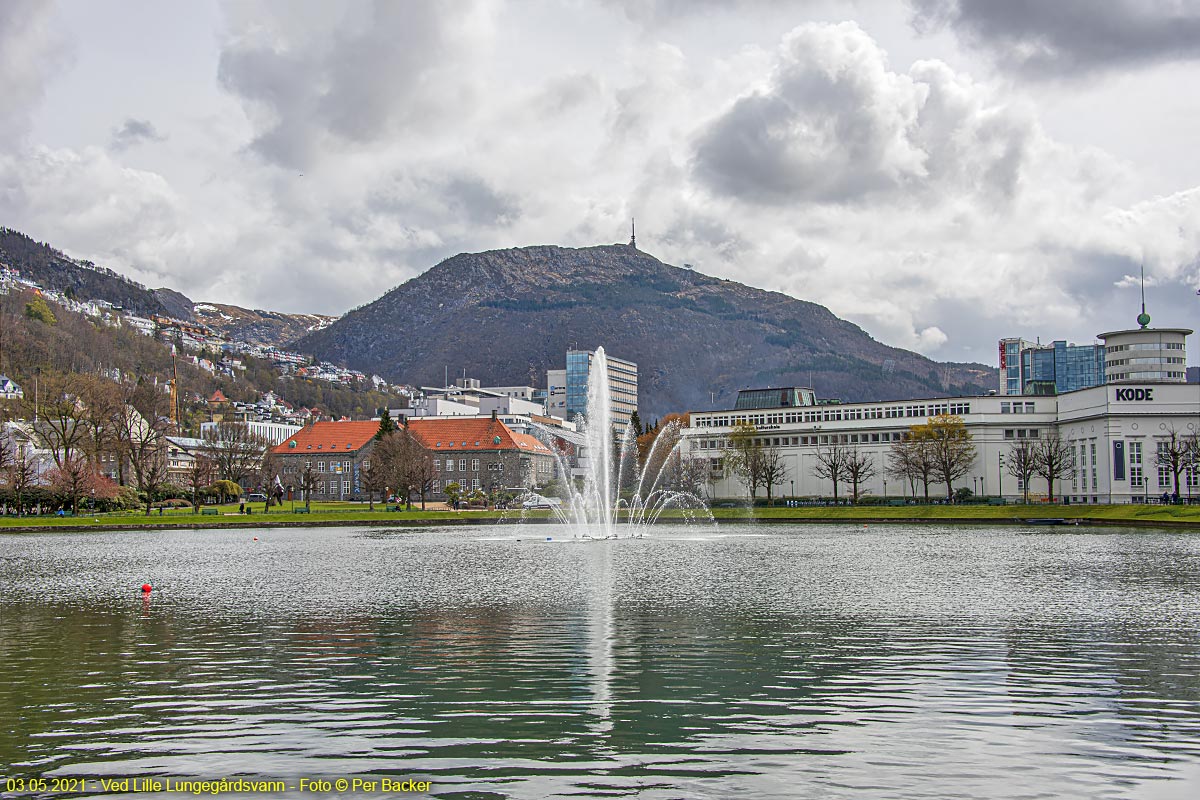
top-left (0, 227), bottom-right (334, 351)
top-left (293, 244), bottom-right (996, 418)
top-left (192, 303), bottom-right (335, 350)
top-left (1, 227), bottom-right (172, 317)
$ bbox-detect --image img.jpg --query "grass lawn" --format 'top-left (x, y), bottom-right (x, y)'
top-left (1, 501), bottom-right (1199, 532)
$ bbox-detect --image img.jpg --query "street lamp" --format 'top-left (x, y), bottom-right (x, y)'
top-left (789, 479), bottom-right (794, 499)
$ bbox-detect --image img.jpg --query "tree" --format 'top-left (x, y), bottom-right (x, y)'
top-left (813, 443), bottom-right (850, 502)
top-left (375, 408), bottom-right (397, 440)
top-left (886, 434), bottom-right (936, 499)
top-left (46, 454), bottom-right (94, 514)
top-left (210, 479), bottom-right (241, 505)
top-left (1033, 431), bottom-right (1074, 503)
top-left (297, 463), bottom-right (317, 511)
top-left (114, 385), bottom-right (172, 515)
top-left (1154, 428), bottom-right (1193, 498)
top-left (1005, 438), bottom-right (1038, 503)
top-left (77, 376), bottom-right (126, 481)
top-left (185, 453), bottom-right (215, 513)
top-left (26, 371), bottom-right (87, 469)
top-left (24, 295), bottom-right (56, 325)
top-left (7, 447), bottom-right (38, 515)
top-left (915, 414), bottom-right (977, 500)
top-left (444, 481), bottom-right (462, 508)
top-left (844, 447), bottom-right (877, 503)
top-left (758, 446), bottom-right (789, 506)
top-left (629, 410), bottom-right (644, 438)
top-left (201, 421), bottom-right (269, 489)
top-left (361, 457), bottom-right (389, 510)
top-left (725, 422), bottom-right (766, 499)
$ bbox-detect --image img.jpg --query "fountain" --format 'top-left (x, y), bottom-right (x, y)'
top-left (539, 347), bottom-right (711, 538)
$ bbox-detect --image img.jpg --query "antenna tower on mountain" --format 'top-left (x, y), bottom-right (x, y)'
top-left (629, 217), bottom-right (637, 250)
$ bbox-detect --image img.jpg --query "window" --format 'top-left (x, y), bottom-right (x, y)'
top-left (1130, 441), bottom-right (1144, 488)
top-left (318, 461), bottom-right (326, 473)
top-left (471, 459), bottom-right (480, 472)
top-left (362, 459), bottom-right (370, 471)
top-left (343, 460), bottom-right (351, 473)
top-left (1158, 441), bottom-right (1172, 488)
top-left (1001, 402), bottom-right (1011, 414)
top-left (1024, 402), bottom-right (1035, 413)
top-left (459, 459), bottom-right (468, 472)
top-left (342, 480), bottom-right (351, 493)
top-left (1004, 429), bottom-right (1015, 439)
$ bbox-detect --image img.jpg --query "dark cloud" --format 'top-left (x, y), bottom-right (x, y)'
top-left (109, 118), bottom-right (166, 151)
top-left (0, 0), bottom-right (72, 146)
top-left (911, 0), bottom-right (1200, 76)
top-left (217, 1), bottom-right (473, 169)
top-left (692, 23), bottom-right (926, 205)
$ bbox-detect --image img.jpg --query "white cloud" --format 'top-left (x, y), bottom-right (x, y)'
top-left (3, 1), bottom-right (1199, 365)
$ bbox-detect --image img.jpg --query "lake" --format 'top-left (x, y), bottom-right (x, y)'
top-left (3, 523), bottom-right (1200, 798)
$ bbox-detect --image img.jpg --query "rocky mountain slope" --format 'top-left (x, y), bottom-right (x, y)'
top-left (191, 303), bottom-right (335, 349)
top-left (1, 227), bottom-right (333, 350)
top-left (294, 244), bottom-right (996, 417)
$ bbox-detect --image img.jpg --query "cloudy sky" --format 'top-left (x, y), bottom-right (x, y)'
top-left (3, 0), bottom-right (1199, 367)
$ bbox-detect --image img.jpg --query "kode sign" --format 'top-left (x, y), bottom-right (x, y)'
top-left (1114, 388), bottom-right (1154, 402)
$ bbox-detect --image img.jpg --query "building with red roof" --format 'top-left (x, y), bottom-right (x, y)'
top-left (272, 420), bottom-right (380, 500)
top-left (405, 414), bottom-right (557, 499)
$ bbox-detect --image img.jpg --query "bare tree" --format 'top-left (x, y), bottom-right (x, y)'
top-left (845, 447), bottom-right (877, 503)
top-left (1033, 431), bottom-right (1075, 503)
top-left (7, 446), bottom-right (39, 515)
top-left (886, 434), bottom-right (936, 499)
top-left (297, 462), bottom-right (318, 511)
top-left (201, 421), bottom-right (269, 489)
top-left (185, 453), bottom-right (215, 513)
top-left (813, 443), bottom-right (850, 502)
top-left (114, 388), bottom-right (171, 515)
top-left (26, 371), bottom-right (88, 469)
top-left (361, 457), bottom-right (389, 510)
top-left (1006, 437), bottom-right (1038, 504)
top-left (1154, 428), bottom-right (1192, 498)
top-left (77, 376), bottom-right (125, 478)
top-left (758, 446), bottom-right (789, 506)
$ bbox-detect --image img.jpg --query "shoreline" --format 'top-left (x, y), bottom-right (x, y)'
top-left (3, 505), bottom-right (1200, 533)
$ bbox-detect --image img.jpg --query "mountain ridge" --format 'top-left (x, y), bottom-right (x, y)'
top-left (294, 243), bottom-right (996, 417)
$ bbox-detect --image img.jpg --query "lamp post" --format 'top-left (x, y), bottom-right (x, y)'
top-left (997, 451), bottom-right (1004, 501)
top-left (789, 479), bottom-right (794, 500)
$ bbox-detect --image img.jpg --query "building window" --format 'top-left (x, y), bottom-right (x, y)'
top-left (471, 458), bottom-right (480, 472)
top-left (318, 461), bottom-right (326, 473)
top-left (1004, 429), bottom-right (1015, 439)
top-left (1130, 441), bottom-right (1144, 489)
top-left (1157, 441), bottom-right (1172, 488)
top-left (1001, 402), bottom-right (1011, 414)
top-left (459, 459), bottom-right (468, 472)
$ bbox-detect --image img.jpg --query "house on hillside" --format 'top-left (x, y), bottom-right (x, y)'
top-left (0, 375), bottom-right (23, 400)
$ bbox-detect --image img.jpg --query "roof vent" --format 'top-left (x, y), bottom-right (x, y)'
top-left (288, 441), bottom-right (296, 449)
top-left (493, 436), bottom-right (501, 445)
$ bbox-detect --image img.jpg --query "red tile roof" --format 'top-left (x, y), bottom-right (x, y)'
top-left (209, 389), bottom-right (228, 404)
top-left (273, 420), bottom-right (379, 454)
top-left (405, 417), bottom-right (552, 454)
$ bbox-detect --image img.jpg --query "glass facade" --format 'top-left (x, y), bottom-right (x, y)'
top-left (1000, 337), bottom-right (1105, 395)
top-left (564, 350), bottom-right (638, 429)
top-left (734, 387), bottom-right (817, 410)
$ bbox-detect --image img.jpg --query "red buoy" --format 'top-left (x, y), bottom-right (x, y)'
top-left (141, 583), bottom-right (152, 593)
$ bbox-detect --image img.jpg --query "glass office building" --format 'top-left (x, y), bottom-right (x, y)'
top-left (564, 349), bottom-right (638, 429)
top-left (999, 338), bottom-right (1105, 396)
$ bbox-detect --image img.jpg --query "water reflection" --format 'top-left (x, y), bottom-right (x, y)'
top-left (1, 525), bottom-right (1200, 798)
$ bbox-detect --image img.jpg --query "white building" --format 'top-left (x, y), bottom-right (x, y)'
top-left (0, 375), bottom-right (23, 400)
top-left (686, 382), bottom-right (1200, 504)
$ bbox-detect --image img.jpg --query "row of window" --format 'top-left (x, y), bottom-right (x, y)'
top-left (1107, 342), bottom-right (1185, 352)
top-left (1002, 429), bottom-right (1040, 439)
top-left (696, 431), bottom-right (906, 449)
top-left (696, 402), bottom-right (973, 428)
top-left (1110, 371), bottom-right (1187, 380)
top-left (999, 402), bottom-right (1037, 414)
top-left (1107, 357), bottom-right (1186, 366)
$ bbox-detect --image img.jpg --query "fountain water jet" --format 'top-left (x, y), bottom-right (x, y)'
top-left (539, 347), bottom-right (712, 538)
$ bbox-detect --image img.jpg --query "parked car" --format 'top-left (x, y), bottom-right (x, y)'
top-left (246, 493), bottom-right (268, 503)
top-left (521, 493), bottom-right (562, 510)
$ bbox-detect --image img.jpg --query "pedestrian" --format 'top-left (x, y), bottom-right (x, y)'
top-left (239, 501), bottom-right (245, 514)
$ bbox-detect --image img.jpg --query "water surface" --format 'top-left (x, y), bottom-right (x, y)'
top-left (3, 524), bottom-right (1200, 798)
